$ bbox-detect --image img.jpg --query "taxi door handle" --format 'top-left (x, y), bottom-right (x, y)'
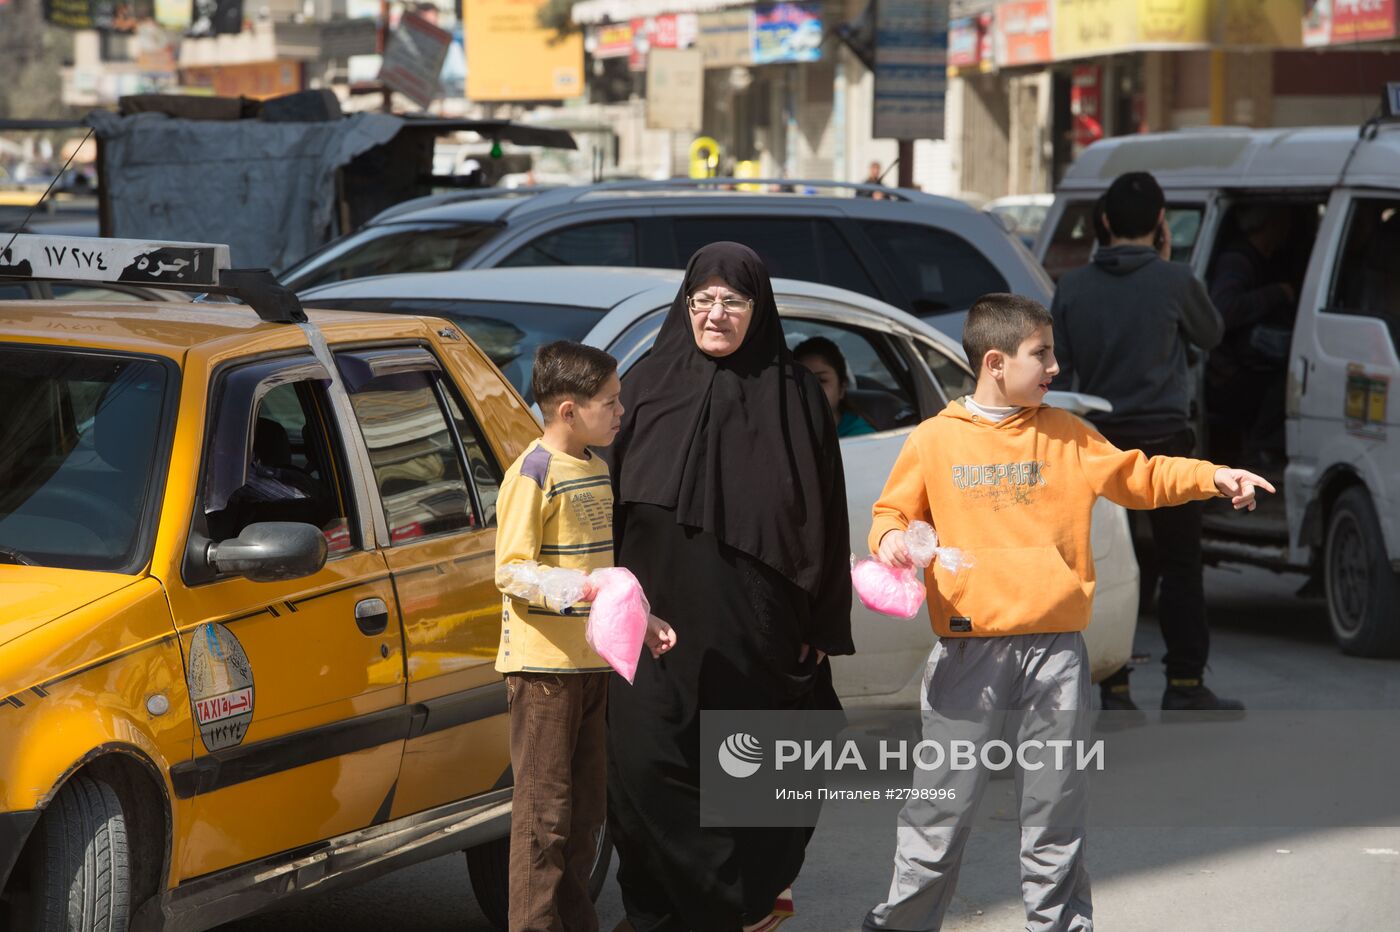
top-left (354, 598), bottom-right (389, 636)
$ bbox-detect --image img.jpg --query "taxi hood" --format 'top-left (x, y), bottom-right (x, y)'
top-left (0, 566), bottom-right (141, 648)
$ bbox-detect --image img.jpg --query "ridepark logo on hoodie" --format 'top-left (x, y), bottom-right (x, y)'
top-left (951, 460), bottom-right (1049, 510)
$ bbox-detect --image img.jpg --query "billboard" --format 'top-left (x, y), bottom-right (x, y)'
top-left (753, 2), bottom-right (823, 64)
top-left (464, 0), bottom-right (584, 101)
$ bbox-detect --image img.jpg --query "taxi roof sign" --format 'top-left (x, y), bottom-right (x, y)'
top-left (0, 233), bottom-right (305, 323)
top-left (0, 234), bottom-right (229, 288)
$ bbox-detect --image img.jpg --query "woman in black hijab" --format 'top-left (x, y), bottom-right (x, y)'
top-left (604, 242), bottom-right (854, 931)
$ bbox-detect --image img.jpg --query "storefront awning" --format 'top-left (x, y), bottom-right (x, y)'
top-left (571, 0), bottom-right (751, 26)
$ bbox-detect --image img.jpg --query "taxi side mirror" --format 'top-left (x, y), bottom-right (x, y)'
top-left (205, 522), bottom-right (327, 582)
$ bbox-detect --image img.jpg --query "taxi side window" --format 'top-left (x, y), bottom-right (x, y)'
top-left (1328, 198), bottom-right (1400, 348)
top-left (342, 367), bottom-right (484, 543)
top-left (205, 380), bottom-right (356, 555)
top-left (441, 388), bottom-right (502, 527)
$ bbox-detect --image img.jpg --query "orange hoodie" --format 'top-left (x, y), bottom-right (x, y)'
top-left (869, 400), bottom-right (1224, 638)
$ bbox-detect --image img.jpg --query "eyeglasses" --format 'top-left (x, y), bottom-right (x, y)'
top-left (687, 294), bottom-right (753, 315)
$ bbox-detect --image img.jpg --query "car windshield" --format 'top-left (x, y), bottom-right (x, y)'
top-left (0, 347), bottom-right (172, 572)
top-left (301, 297), bottom-right (606, 403)
top-left (280, 221), bottom-right (500, 290)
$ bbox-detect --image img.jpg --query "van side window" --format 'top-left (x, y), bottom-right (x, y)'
top-left (501, 221), bottom-right (639, 267)
top-left (860, 221), bottom-right (1007, 315)
top-left (671, 218), bottom-right (877, 295)
top-left (1328, 198), bottom-right (1400, 347)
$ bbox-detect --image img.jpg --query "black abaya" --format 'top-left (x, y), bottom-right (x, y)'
top-left (604, 243), bottom-right (854, 931)
top-left (608, 504), bottom-right (840, 931)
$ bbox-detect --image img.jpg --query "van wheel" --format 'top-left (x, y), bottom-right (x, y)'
top-left (466, 824), bottom-right (614, 931)
top-left (25, 775), bottom-right (130, 932)
top-left (1325, 487), bottom-right (1400, 657)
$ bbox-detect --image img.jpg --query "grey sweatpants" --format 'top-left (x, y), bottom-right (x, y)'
top-left (864, 632), bottom-right (1093, 932)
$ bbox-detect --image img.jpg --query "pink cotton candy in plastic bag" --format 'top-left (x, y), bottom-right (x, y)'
top-left (850, 557), bottom-right (926, 618)
top-left (586, 567), bottom-right (651, 684)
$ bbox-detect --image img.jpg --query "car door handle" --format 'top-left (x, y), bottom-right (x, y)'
top-left (354, 598), bottom-right (389, 636)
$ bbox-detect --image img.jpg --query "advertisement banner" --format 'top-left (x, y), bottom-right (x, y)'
top-left (997, 0), bottom-right (1053, 66)
top-left (629, 14), bottom-right (698, 72)
top-left (646, 48), bottom-right (705, 132)
top-left (465, 0), bottom-right (584, 101)
top-left (873, 0), bottom-right (947, 141)
top-left (1137, 0), bottom-right (1210, 44)
top-left (1219, 0), bottom-right (1303, 45)
top-left (752, 1), bottom-right (823, 65)
top-left (589, 22), bottom-right (634, 59)
top-left (44, 0), bottom-right (152, 32)
top-left (380, 10), bottom-right (452, 108)
top-left (1331, 0), bottom-right (1397, 42)
top-left (948, 16), bottom-right (983, 68)
top-left (1304, 0), bottom-right (1334, 45)
top-left (697, 9), bottom-right (754, 67)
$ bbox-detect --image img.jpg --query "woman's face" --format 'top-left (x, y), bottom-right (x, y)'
top-left (688, 276), bottom-right (754, 357)
top-left (798, 354), bottom-right (844, 413)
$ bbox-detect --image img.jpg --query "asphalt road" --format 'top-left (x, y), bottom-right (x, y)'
top-left (221, 566), bottom-right (1400, 931)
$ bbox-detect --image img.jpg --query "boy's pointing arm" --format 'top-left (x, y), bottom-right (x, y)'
top-left (1074, 420), bottom-right (1222, 510)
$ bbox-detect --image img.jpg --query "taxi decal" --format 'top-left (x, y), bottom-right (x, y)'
top-left (188, 623), bottom-right (256, 752)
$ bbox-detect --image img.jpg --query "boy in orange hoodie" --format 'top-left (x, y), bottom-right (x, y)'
top-left (861, 294), bottom-right (1272, 932)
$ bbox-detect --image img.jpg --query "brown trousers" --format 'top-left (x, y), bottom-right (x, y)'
top-left (506, 671), bottom-right (609, 932)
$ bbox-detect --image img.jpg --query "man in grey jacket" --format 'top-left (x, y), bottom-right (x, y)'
top-left (1050, 171), bottom-right (1240, 714)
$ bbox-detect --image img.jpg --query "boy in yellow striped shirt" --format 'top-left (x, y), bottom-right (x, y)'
top-left (495, 341), bottom-right (674, 931)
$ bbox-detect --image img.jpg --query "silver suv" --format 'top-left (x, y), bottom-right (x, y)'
top-left (279, 180), bottom-right (1053, 336)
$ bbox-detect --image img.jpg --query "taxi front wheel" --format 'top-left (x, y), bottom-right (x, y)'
top-left (466, 824), bottom-right (613, 931)
top-left (1325, 486), bottom-right (1400, 657)
top-left (23, 775), bottom-right (130, 932)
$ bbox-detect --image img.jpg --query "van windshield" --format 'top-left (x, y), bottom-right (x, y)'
top-left (0, 348), bottom-right (172, 572)
top-left (280, 221), bottom-right (499, 291)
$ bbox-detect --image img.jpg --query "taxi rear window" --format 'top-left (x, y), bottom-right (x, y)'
top-left (0, 347), bottom-right (172, 572)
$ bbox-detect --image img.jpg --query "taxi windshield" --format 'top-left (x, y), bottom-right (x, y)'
top-left (0, 347), bottom-right (172, 572)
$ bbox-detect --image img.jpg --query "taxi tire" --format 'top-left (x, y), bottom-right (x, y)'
top-left (30, 775), bottom-right (130, 932)
top-left (466, 824), bottom-right (613, 930)
top-left (1324, 487), bottom-right (1400, 657)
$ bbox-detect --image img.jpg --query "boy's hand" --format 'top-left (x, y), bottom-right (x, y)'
top-left (580, 579), bottom-right (599, 602)
top-left (1214, 468), bottom-right (1276, 511)
top-left (877, 529), bottom-right (914, 568)
top-left (645, 613), bottom-right (677, 659)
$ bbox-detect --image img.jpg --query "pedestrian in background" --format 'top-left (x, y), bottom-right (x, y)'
top-left (1049, 171), bottom-right (1240, 714)
top-left (859, 160), bottom-right (887, 198)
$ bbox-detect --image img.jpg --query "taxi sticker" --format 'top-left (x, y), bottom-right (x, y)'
top-left (1345, 365), bottom-right (1390, 438)
top-left (187, 623), bottom-right (255, 752)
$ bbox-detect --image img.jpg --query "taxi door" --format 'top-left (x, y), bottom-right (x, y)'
top-left (333, 344), bottom-right (513, 818)
top-left (164, 354), bottom-right (406, 880)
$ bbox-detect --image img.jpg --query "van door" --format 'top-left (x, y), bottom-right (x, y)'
top-left (1288, 189), bottom-right (1400, 651)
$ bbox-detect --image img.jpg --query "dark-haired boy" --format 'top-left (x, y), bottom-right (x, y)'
top-left (862, 294), bottom-right (1270, 932)
top-left (1050, 170), bottom-right (1233, 714)
top-left (495, 340), bottom-right (675, 932)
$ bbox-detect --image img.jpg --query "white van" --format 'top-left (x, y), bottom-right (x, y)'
top-left (1035, 118), bottom-right (1400, 656)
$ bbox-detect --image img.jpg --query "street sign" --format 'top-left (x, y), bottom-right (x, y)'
top-left (380, 11), bottom-right (452, 109)
top-left (873, 0), bottom-right (948, 141)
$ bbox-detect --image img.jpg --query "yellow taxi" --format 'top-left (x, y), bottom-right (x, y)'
top-left (0, 235), bottom-right (567, 930)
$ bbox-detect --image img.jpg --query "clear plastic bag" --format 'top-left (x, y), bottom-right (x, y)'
top-left (905, 520), bottom-right (976, 574)
top-left (495, 561), bottom-right (590, 613)
top-left (585, 567), bottom-right (651, 685)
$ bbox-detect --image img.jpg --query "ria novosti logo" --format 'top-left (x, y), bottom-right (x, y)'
top-left (718, 733), bottom-right (764, 778)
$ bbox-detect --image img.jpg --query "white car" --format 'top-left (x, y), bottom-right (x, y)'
top-left (302, 268), bottom-right (1139, 704)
